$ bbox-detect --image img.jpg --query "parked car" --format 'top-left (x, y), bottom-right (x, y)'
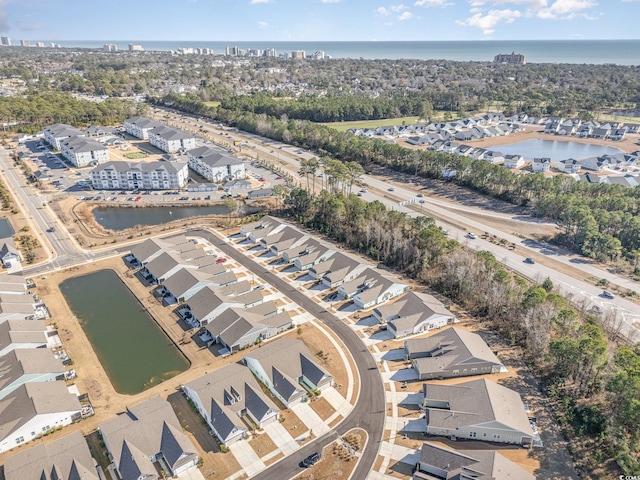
top-left (417, 193), bottom-right (424, 197)
top-left (302, 452), bottom-right (321, 468)
top-left (602, 290), bottom-right (615, 299)
top-left (524, 257), bottom-right (535, 264)
top-left (388, 187), bottom-right (395, 192)
top-left (215, 257), bottom-right (227, 264)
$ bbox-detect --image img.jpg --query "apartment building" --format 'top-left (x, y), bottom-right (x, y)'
top-left (60, 136), bottom-right (110, 167)
top-left (187, 145), bottom-right (245, 182)
top-left (90, 160), bottom-right (188, 190)
top-left (148, 126), bottom-right (197, 153)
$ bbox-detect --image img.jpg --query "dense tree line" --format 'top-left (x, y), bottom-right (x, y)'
top-left (279, 187), bottom-right (640, 477)
top-left (0, 91), bottom-right (145, 132)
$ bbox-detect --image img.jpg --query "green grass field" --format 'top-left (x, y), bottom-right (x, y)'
top-left (321, 116), bottom-right (421, 131)
top-left (124, 152), bottom-right (147, 159)
top-left (597, 113), bottom-right (640, 124)
top-left (204, 101), bottom-right (221, 107)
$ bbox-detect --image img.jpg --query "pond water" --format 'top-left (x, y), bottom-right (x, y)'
top-left (93, 205), bottom-right (230, 231)
top-left (60, 269), bottom-right (189, 394)
top-left (487, 139), bottom-right (623, 161)
top-left (0, 219), bottom-right (14, 239)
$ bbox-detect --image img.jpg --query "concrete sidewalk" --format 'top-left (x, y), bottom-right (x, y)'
top-left (229, 440), bottom-right (266, 477)
top-left (263, 421), bottom-right (299, 455)
top-left (322, 386), bottom-right (353, 417)
top-left (292, 402), bottom-right (331, 436)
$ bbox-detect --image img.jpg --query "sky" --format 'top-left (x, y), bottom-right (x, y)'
top-left (0, 0), bottom-right (639, 42)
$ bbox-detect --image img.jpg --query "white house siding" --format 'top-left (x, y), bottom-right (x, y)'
top-left (0, 373), bottom-right (62, 400)
top-left (0, 341), bottom-right (46, 357)
top-left (244, 357), bottom-right (303, 407)
top-left (62, 146), bottom-right (109, 168)
top-left (454, 423), bottom-right (531, 445)
top-left (0, 411), bottom-right (79, 453)
top-left (354, 284), bottom-right (408, 310)
top-left (390, 315), bottom-right (450, 338)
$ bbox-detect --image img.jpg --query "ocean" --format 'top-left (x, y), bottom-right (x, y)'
top-left (47, 40), bottom-right (640, 65)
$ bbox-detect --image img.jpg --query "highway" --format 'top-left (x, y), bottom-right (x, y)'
top-left (190, 228), bottom-right (385, 480)
top-left (157, 111), bottom-right (640, 341)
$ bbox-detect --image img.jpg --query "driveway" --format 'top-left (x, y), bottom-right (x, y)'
top-left (263, 422), bottom-right (298, 455)
top-left (229, 441), bottom-right (265, 477)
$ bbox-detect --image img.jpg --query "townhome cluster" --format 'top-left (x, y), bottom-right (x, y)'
top-left (240, 216), bottom-right (456, 337)
top-left (128, 234), bottom-right (292, 353)
top-left (0, 273), bottom-right (92, 454)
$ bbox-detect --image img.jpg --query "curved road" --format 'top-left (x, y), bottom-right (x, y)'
top-left (190, 228), bottom-right (386, 480)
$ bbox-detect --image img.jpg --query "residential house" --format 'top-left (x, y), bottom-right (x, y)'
top-left (503, 154), bottom-right (525, 169)
top-left (259, 226), bottom-right (306, 255)
top-left (0, 320), bottom-right (47, 357)
top-left (532, 157), bottom-right (551, 172)
top-left (456, 145), bottom-right (476, 157)
top-left (579, 155), bottom-right (611, 172)
top-left (42, 124), bottom-right (84, 150)
top-left (123, 116), bottom-right (163, 140)
top-left (611, 128), bottom-right (628, 141)
top-left (0, 381), bottom-right (82, 453)
top-left (422, 378), bottom-right (535, 446)
top-left (3, 430), bottom-right (99, 480)
top-left (148, 126), bottom-right (197, 153)
top-left (625, 123), bottom-right (640, 134)
top-left (543, 117), bottom-right (563, 134)
top-left (240, 216), bottom-right (285, 243)
top-left (183, 364), bottom-right (279, 446)
top-left (243, 338), bottom-right (333, 407)
top-left (471, 148), bottom-right (487, 160)
top-left (349, 271), bottom-right (409, 310)
top-left (288, 239), bottom-right (335, 271)
top-left (373, 291), bottom-right (455, 338)
top-left (0, 240), bottom-right (21, 270)
top-left (224, 179), bottom-right (252, 192)
top-left (412, 442), bottom-right (535, 480)
top-left (405, 327), bottom-right (506, 380)
top-left (0, 274), bottom-right (27, 296)
top-left (60, 136), bottom-right (110, 168)
top-left (580, 172), bottom-right (609, 184)
top-left (0, 348), bottom-right (65, 400)
top-left (187, 146), bottom-right (246, 182)
top-left (560, 158), bottom-right (582, 174)
top-left (376, 126), bottom-right (399, 136)
top-left (204, 302), bottom-right (291, 352)
top-left (99, 396), bottom-right (199, 479)
top-left (606, 174), bottom-right (640, 188)
top-left (186, 283), bottom-right (263, 326)
top-left (590, 127), bottom-right (610, 140)
top-left (143, 251), bottom-right (198, 284)
top-left (85, 125), bottom-right (117, 138)
top-left (162, 268), bottom-right (224, 303)
top-left (308, 252), bottom-right (365, 289)
top-left (248, 188), bottom-right (273, 199)
top-left (482, 150), bottom-right (504, 164)
top-left (90, 160), bottom-right (189, 190)
top-left (129, 235), bottom-right (193, 266)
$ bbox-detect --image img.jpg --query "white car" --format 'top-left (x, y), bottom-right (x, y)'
top-left (602, 290), bottom-right (615, 299)
top-left (466, 232), bottom-right (477, 240)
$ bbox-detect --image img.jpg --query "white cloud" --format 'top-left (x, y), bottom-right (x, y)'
top-left (456, 8), bottom-right (522, 34)
top-left (535, 0), bottom-right (597, 19)
top-left (376, 6), bottom-right (391, 15)
top-left (390, 3), bottom-right (408, 11)
top-left (250, 0), bottom-right (273, 4)
top-left (398, 10), bottom-right (415, 19)
top-left (258, 21), bottom-right (269, 28)
top-left (320, 0), bottom-right (342, 3)
top-left (414, 0), bottom-right (453, 6)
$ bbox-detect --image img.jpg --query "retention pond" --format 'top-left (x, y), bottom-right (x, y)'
top-left (60, 269), bottom-right (189, 394)
top-left (93, 205), bottom-right (230, 231)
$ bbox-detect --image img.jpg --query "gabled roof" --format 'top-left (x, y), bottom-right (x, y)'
top-left (0, 319), bottom-right (46, 352)
top-left (417, 442), bottom-right (536, 480)
top-left (149, 125), bottom-right (194, 141)
top-left (3, 431), bottom-right (99, 480)
top-left (184, 363), bottom-right (278, 440)
top-left (92, 160), bottom-right (186, 175)
top-left (187, 283), bottom-right (262, 321)
top-left (124, 116), bottom-right (163, 129)
top-left (43, 123), bottom-right (84, 138)
top-left (423, 378), bottom-right (533, 437)
top-left (60, 136), bottom-right (107, 153)
top-left (0, 382), bottom-right (81, 443)
top-left (378, 291), bottom-right (452, 332)
top-left (0, 240), bottom-right (20, 258)
top-left (187, 145), bottom-right (243, 167)
top-left (0, 348), bottom-right (64, 392)
top-left (407, 327), bottom-right (503, 374)
top-left (310, 252), bottom-right (360, 277)
top-left (352, 269), bottom-right (407, 306)
top-left (145, 251), bottom-right (193, 280)
top-left (99, 396), bottom-right (197, 476)
top-left (243, 337), bottom-right (331, 392)
top-left (162, 268), bottom-right (215, 299)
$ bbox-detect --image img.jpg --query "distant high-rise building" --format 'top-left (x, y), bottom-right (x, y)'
top-left (36, 42), bottom-right (45, 48)
top-left (225, 45), bottom-right (240, 56)
top-left (264, 48), bottom-right (277, 57)
top-left (0, 37), bottom-right (11, 46)
top-left (291, 50), bottom-right (306, 60)
top-left (312, 50), bottom-right (325, 60)
top-left (103, 43), bottom-right (118, 52)
top-left (493, 51), bottom-right (526, 65)
top-left (20, 40), bottom-right (30, 47)
top-left (128, 43), bottom-right (144, 52)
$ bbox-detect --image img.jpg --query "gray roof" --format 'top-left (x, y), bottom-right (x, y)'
top-left (0, 319), bottom-right (46, 351)
top-left (130, 236), bottom-right (191, 264)
top-left (289, 238), bottom-right (331, 264)
top-left (261, 226), bottom-right (305, 249)
top-left (352, 270), bottom-right (406, 306)
top-left (162, 267), bottom-right (215, 299)
top-left (92, 160), bottom-right (187, 175)
top-left (248, 188), bottom-right (273, 198)
top-left (417, 442), bottom-right (535, 480)
top-left (206, 302), bottom-right (290, 349)
top-left (0, 274), bottom-right (26, 293)
top-left (377, 291), bottom-right (452, 332)
top-left (0, 240), bottom-right (20, 259)
top-left (3, 430), bottom-right (99, 480)
top-left (243, 338), bottom-right (331, 395)
top-left (310, 252), bottom-right (360, 278)
top-left (43, 123), bottom-right (84, 138)
top-left (187, 283), bottom-right (262, 322)
top-left (0, 382), bottom-right (81, 443)
top-left (124, 116), bottom-right (163, 129)
top-left (0, 348), bottom-right (64, 392)
top-left (188, 145), bottom-right (243, 167)
top-left (99, 396), bottom-right (197, 477)
top-left (149, 125), bottom-right (194, 141)
top-left (407, 327), bottom-right (504, 374)
top-left (423, 378), bottom-right (534, 437)
top-left (145, 251), bottom-right (192, 280)
top-left (60, 136), bottom-right (107, 153)
top-left (184, 363), bottom-right (278, 440)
